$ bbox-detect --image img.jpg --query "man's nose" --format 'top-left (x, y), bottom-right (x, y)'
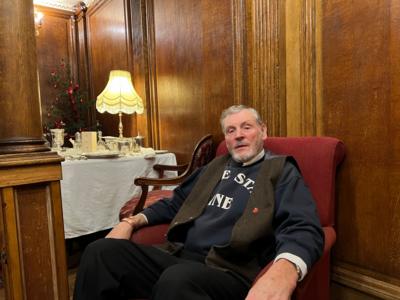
top-left (234, 129), bottom-right (244, 139)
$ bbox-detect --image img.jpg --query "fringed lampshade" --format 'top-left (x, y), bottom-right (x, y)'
top-left (96, 70), bottom-right (144, 138)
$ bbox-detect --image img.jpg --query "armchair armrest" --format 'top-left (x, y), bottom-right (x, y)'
top-left (294, 226), bottom-right (336, 299)
top-left (132, 171), bottom-right (196, 215)
top-left (130, 224), bottom-right (169, 245)
top-left (153, 163), bottom-right (188, 177)
top-left (134, 174), bottom-right (191, 187)
top-left (121, 134), bottom-right (213, 217)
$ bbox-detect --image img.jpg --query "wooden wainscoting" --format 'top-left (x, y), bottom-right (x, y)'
top-left (331, 262), bottom-right (400, 300)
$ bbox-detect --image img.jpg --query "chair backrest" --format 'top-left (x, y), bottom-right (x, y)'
top-left (216, 137), bottom-right (345, 227)
top-left (181, 134), bottom-right (214, 177)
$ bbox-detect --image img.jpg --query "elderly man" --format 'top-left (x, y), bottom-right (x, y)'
top-left (74, 105), bottom-right (323, 300)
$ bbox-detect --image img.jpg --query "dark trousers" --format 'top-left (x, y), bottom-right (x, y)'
top-left (73, 238), bottom-right (250, 300)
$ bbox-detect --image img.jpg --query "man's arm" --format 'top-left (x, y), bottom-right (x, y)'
top-left (106, 213), bottom-right (148, 239)
top-left (245, 259), bottom-right (298, 300)
top-left (272, 160), bottom-right (324, 273)
top-left (140, 167), bottom-right (205, 224)
top-left (106, 167), bottom-right (205, 239)
top-left (247, 160), bottom-right (324, 299)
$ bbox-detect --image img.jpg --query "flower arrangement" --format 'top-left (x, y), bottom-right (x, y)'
top-left (44, 59), bottom-right (96, 137)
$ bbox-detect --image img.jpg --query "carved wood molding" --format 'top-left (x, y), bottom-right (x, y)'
top-left (124, 0), bottom-right (134, 89)
top-left (231, 0), bottom-right (246, 105)
top-left (248, 0), bottom-right (286, 136)
top-left (85, 0), bottom-right (112, 16)
top-left (34, 4), bottom-right (75, 18)
top-left (72, 1), bottom-right (96, 127)
top-left (73, 2), bottom-right (89, 86)
top-left (141, 0), bottom-right (160, 149)
top-left (0, 151), bottom-right (63, 168)
top-left (0, 138), bottom-right (49, 155)
top-left (299, 0), bottom-right (317, 135)
top-left (74, 1), bottom-right (88, 17)
top-left (0, 151), bottom-right (64, 188)
top-left (85, 0), bottom-right (113, 103)
top-left (332, 263), bottom-right (400, 300)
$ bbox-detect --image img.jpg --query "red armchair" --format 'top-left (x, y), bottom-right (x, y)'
top-left (128, 136), bottom-right (345, 299)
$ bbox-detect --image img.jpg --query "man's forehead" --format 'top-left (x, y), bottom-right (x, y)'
top-left (224, 111), bottom-right (258, 126)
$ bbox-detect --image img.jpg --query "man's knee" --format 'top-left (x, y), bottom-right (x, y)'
top-left (154, 263), bottom-right (203, 289)
top-left (152, 264), bottom-right (212, 299)
top-left (83, 238), bottom-right (114, 255)
top-left (81, 238), bottom-right (132, 264)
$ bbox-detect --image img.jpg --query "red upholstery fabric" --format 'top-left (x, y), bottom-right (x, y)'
top-left (128, 136), bottom-right (345, 300)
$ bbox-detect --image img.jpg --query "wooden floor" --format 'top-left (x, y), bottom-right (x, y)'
top-left (68, 268), bottom-right (78, 299)
top-left (0, 269), bottom-right (76, 299)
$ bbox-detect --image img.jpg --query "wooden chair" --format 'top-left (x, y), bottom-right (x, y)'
top-left (119, 134), bottom-right (213, 219)
top-left (126, 136), bottom-right (345, 299)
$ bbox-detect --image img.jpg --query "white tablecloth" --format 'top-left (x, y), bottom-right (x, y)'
top-left (61, 153), bottom-right (176, 238)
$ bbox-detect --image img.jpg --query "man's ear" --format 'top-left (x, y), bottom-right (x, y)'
top-left (261, 124), bottom-right (268, 139)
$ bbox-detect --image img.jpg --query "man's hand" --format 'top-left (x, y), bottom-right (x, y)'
top-left (245, 259), bottom-right (298, 300)
top-left (106, 214), bottom-right (147, 239)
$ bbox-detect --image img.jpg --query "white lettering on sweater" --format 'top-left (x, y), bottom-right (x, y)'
top-left (222, 170), bottom-right (231, 179)
top-left (208, 193), bottom-right (233, 209)
top-left (221, 171), bottom-right (255, 192)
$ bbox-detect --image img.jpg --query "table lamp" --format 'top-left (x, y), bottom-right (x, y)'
top-left (96, 70), bottom-right (144, 138)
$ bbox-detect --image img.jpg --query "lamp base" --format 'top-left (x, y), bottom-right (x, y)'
top-left (118, 112), bottom-right (123, 138)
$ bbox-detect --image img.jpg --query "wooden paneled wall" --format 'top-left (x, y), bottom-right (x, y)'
top-left (71, 0), bottom-right (400, 298)
top-left (321, 1), bottom-right (400, 298)
top-left (85, 0), bottom-right (138, 137)
top-left (77, 0), bottom-right (290, 160)
top-left (151, 0), bottom-right (234, 159)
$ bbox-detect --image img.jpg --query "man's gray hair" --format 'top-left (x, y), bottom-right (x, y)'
top-left (220, 105), bottom-right (263, 133)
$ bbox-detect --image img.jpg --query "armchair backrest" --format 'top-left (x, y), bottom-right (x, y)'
top-left (216, 137), bottom-right (345, 227)
top-left (185, 134), bottom-right (214, 176)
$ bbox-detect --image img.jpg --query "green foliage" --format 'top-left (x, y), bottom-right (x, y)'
top-left (44, 59), bottom-right (95, 136)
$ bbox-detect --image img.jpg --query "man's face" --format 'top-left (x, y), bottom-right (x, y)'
top-left (222, 109), bottom-right (267, 163)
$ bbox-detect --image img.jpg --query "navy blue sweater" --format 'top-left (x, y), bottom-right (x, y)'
top-left (142, 153), bottom-right (323, 272)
